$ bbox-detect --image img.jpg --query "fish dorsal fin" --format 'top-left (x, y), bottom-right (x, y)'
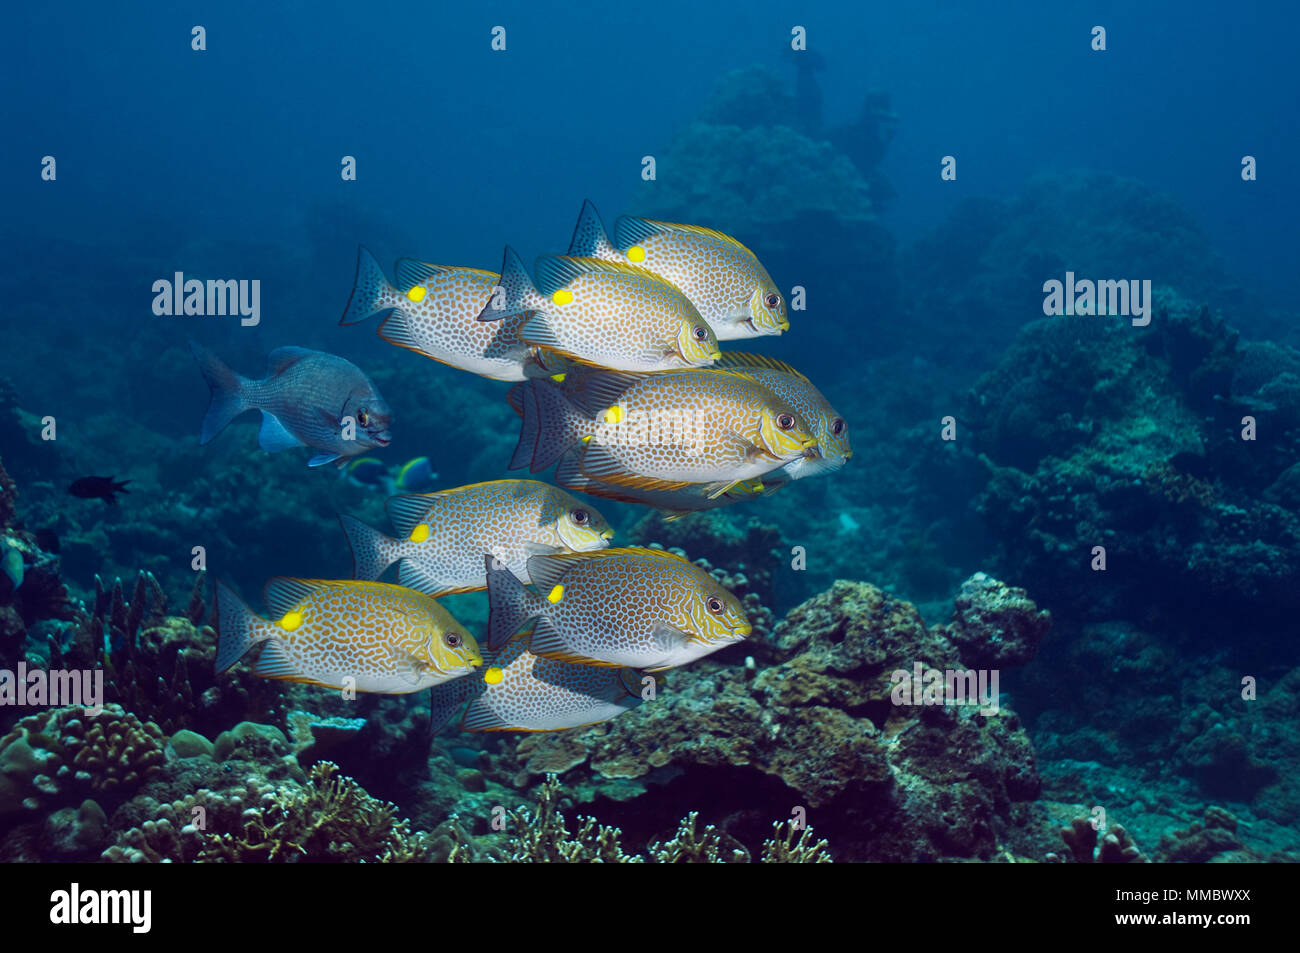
top-left (527, 547), bottom-right (687, 593)
top-left (264, 577), bottom-right (321, 617)
top-left (394, 259), bottom-right (450, 291)
top-left (265, 346), bottom-right (315, 376)
top-left (616, 216), bottom-right (754, 256)
top-left (387, 493), bottom-right (438, 538)
top-left (563, 370), bottom-right (646, 418)
top-left (533, 255), bottom-right (664, 297)
top-left (566, 199), bottom-right (617, 259)
top-left (716, 352), bottom-right (808, 381)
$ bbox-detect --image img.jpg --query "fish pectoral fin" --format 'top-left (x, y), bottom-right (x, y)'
top-left (257, 412), bottom-right (305, 452)
top-left (649, 622), bottom-right (690, 656)
top-left (521, 542), bottom-right (563, 558)
top-left (308, 452), bottom-right (343, 468)
top-left (703, 480), bottom-right (742, 500)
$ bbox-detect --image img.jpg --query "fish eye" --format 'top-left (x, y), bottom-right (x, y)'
top-left (831, 418), bottom-right (845, 436)
top-left (765, 293), bottom-right (780, 310)
top-left (444, 632), bottom-right (462, 648)
top-left (777, 413), bottom-right (795, 431)
top-left (571, 508), bottom-right (590, 525)
top-left (706, 596), bottom-right (724, 614)
top-left (357, 409), bottom-right (370, 427)
top-left (692, 325), bottom-right (708, 341)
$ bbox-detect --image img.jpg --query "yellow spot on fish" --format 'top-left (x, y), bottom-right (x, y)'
top-left (547, 584), bottom-right (565, 604)
top-left (580, 434), bottom-right (593, 443)
top-left (551, 373), bottom-right (567, 382)
top-left (552, 289), bottom-right (573, 306)
top-left (405, 286), bottom-right (427, 302)
top-left (603, 405), bottom-right (624, 425)
top-left (280, 611), bottom-right (303, 631)
top-left (484, 666), bottom-right (503, 684)
top-left (409, 523), bottom-right (430, 543)
top-left (627, 246), bottom-right (646, 263)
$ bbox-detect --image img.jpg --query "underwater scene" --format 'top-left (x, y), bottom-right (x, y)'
top-left (2, 1), bottom-right (1298, 874)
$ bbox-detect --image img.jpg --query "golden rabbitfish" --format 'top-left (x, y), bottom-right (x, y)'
top-left (340, 247), bottom-right (560, 382)
top-left (566, 200), bottom-right (788, 340)
top-left (428, 635), bottom-right (646, 732)
top-left (717, 353), bottom-right (852, 481)
top-left (485, 548), bottom-right (751, 671)
top-left (510, 367), bottom-right (818, 497)
top-left (215, 578), bottom-right (480, 693)
top-left (478, 246), bottom-right (721, 372)
top-left (339, 479), bottom-right (613, 596)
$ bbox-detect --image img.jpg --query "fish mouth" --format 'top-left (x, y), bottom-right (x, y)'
top-left (600, 530), bottom-right (615, 540)
top-left (708, 350), bottom-right (722, 360)
top-left (370, 431), bottom-right (392, 447)
top-left (799, 436), bottom-right (819, 451)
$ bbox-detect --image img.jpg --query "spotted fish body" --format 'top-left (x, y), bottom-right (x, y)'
top-left (485, 548), bottom-right (751, 670)
top-left (340, 247), bottom-right (554, 382)
top-left (214, 578), bottom-right (481, 693)
top-left (339, 480), bottom-right (613, 596)
top-left (717, 353), bottom-right (852, 481)
top-left (567, 200), bottom-right (788, 340)
top-left (428, 636), bottom-right (645, 732)
top-left (479, 246), bottom-right (721, 372)
top-left (511, 368), bottom-right (818, 496)
top-left (554, 448), bottom-right (776, 520)
top-left (192, 343), bottom-right (392, 467)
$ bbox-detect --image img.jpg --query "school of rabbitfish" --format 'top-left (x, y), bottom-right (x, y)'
top-left (200, 201), bottom-right (850, 733)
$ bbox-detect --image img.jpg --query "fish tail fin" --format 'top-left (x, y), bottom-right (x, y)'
top-left (191, 342), bottom-right (251, 445)
top-left (485, 555), bottom-right (545, 651)
top-left (477, 246), bottom-right (537, 322)
top-left (517, 379), bottom-right (587, 473)
top-left (338, 515), bottom-right (400, 581)
top-left (214, 581), bottom-right (271, 673)
top-left (340, 246), bottom-right (399, 326)
top-left (565, 199), bottom-right (618, 259)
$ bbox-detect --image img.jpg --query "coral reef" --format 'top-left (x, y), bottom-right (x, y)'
top-left (510, 576), bottom-right (1057, 862)
top-left (0, 704), bottom-right (165, 816)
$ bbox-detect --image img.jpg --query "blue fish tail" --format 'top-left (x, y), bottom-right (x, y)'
top-left (485, 555), bottom-right (545, 651)
top-left (215, 581), bottom-right (271, 673)
top-left (566, 199), bottom-right (617, 259)
top-left (339, 514), bottom-right (399, 581)
top-left (191, 342), bottom-right (251, 445)
top-left (340, 246), bottom-right (398, 326)
top-left (477, 245), bottom-right (535, 322)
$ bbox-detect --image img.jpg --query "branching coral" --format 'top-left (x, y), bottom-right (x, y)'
top-left (198, 762), bottom-right (432, 862)
top-left (760, 819), bottom-right (834, 863)
top-left (1056, 817), bottom-right (1147, 863)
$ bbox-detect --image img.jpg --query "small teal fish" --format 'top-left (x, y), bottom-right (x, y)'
top-left (1, 543), bottom-right (23, 591)
top-left (192, 342), bottom-right (393, 467)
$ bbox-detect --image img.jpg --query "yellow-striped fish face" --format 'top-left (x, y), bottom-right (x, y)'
top-left (418, 623), bottom-right (483, 676)
top-left (554, 502), bottom-right (614, 552)
top-left (675, 317), bottom-right (722, 367)
top-left (747, 280), bottom-right (789, 335)
top-left (682, 581), bottom-right (751, 646)
top-left (758, 405), bottom-right (818, 460)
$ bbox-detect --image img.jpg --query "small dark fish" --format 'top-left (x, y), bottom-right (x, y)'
top-left (69, 476), bottom-right (131, 505)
